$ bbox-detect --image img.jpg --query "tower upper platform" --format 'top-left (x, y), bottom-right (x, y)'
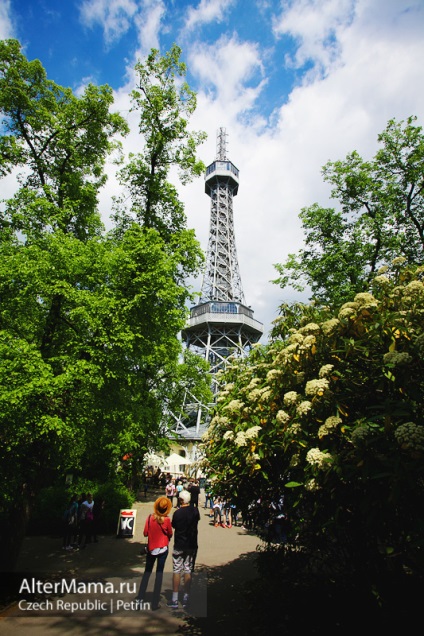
top-left (205, 160), bottom-right (239, 196)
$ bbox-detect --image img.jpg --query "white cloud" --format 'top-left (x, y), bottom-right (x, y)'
top-left (176, 0), bottom-right (424, 339)
top-left (79, 0), bottom-right (138, 45)
top-left (188, 35), bottom-right (267, 118)
top-left (0, 0), bottom-right (14, 39)
top-left (183, 0), bottom-right (236, 32)
top-left (273, 0), bottom-right (356, 77)
top-left (134, 0), bottom-right (166, 56)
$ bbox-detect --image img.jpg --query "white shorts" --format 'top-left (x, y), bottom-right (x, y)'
top-left (172, 548), bottom-right (197, 573)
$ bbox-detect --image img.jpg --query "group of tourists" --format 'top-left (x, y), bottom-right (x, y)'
top-left (165, 477), bottom-right (201, 508)
top-left (203, 481), bottom-right (288, 542)
top-left (62, 492), bottom-right (102, 551)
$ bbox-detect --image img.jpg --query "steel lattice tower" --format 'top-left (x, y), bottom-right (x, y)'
top-left (175, 128), bottom-right (263, 440)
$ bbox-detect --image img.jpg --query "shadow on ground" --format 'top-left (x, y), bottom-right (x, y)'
top-left (176, 552), bottom-right (259, 636)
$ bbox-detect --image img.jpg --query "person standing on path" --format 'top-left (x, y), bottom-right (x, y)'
top-left (167, 489), bottom-right (200, 610)
top-left (78, 493), bottom-right (94, 549)
top-left (165, 479), bottom-right (176, 505)
top-left (136, 497), bottom-right (173, 611)
top-left (175, 480), bottom-right (183, 507)
top-left (188, 479), bottom-right (200, 507)
top-left (62, 494), bottom-right (78, 551)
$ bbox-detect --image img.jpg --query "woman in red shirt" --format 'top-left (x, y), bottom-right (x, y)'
top-left (136, 496), bottom-right (173, 610)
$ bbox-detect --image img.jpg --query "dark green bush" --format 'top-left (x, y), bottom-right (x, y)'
top-left (27, 480), bottom-right (134, 535)
top-left (94, 481), bottom-right (135, 533)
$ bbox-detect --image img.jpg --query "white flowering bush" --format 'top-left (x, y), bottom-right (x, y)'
top-left (204, 263), bottom-right (424, 578)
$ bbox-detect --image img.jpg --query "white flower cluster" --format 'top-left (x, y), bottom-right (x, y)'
top-left (234, 431), bottom-right (248, 447)
top-left (223, 430), bottom-right (234, 441)
top-left (403, 280), bottom-right (424, 299)
top-left (247, 388), bottom-right (262, 402)
top-left (305, 378), bottom-right (330, 396)
top-left (305, 478), bottom-right (320, 491)
top-left (246, 377), bottom-right (261, 391)
top-left (306, 447), bottom-right (332, 469)
top-left (321, 318), bottom-right (340, 336)
top-left (383, 351), bottom-right (413, 366)
top-left (294, 371), bottom-right (306, 385)
top-left (283, 391), bottom-right (299, 406)
top-left (287, 423), bottom-right (302, 436)
top-left (245, 425), bottom-right (262, 439)
top-left (276, 410), bottom-right (291, 425)
top-left (392, 256), bottom-right (407, 266)
top-left (210, 415), bottom-right (230, 427)
top-left (266, 368), bottom-right (283, 382)
top-left (415, 334), bottom-right (424, 356)
top-left (296, 401), bottom-right (312, 417)
top-left (247, 452), bottom-right (261, 464)
top-left (223, 399), bottom-right (245, 414)
top-left (298, 323), bottom-right (320, 335)
top-left (288, 332), bottom-right (304, 345)
top-left (350, 424), bottom-right (372, 447)
top-left (319, 364), bottom-right (334, 378)
top-left (247, 386), bottom-right (272, 403)
top-left (373, 274), bottom-right (390, 286)
top-left (338, 306), bottom-right (357, 320)
top-left (258, 387), bottom-right (273, 402)
top-left (354, 292), bottom-right (379, 309)
top-left (289, 453), bottom-right (300, 467)
top-left (394, 422), bottom-right (424, 453)
top-left (318, 415), bottom-right (342, 439)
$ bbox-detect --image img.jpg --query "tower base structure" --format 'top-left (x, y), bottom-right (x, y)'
top-left (170, 301), bottom-right (263, 442)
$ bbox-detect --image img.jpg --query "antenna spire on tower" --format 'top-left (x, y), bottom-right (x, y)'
top-left (216, 127), bottom-right (228, 160)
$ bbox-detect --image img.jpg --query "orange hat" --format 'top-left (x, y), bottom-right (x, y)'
top-left (153, 496), bottom-right (172, 516)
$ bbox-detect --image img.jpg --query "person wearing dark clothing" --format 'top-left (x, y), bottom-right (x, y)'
top-left (167, 489), bottom-right (200, 610)
top-left (188, 480), bottom-right (200, 507)
top-left (269, 495), bottom-right (287, 543)
top-left (78, 493), bottom-right (94, 548)
top-left (62, 494), bottom-right (78, 550)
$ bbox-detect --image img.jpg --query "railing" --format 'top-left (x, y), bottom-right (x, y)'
top-left (190, 301), bottom-right (254, 320)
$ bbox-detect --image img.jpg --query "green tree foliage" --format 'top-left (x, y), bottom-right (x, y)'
top-left (273, 117), bottom-right (424, 307)
top-left (112, 44), bottom-right (207, 242)
top-left (0, 40), bottom-right (207, 560)
top-left (0, 38), bottom-right (127, 241)
top-left (203, 260), bottom-right (424, 586)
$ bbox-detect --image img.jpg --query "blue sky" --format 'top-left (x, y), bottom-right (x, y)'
top-left (2, 0), bottom-right (424, 339)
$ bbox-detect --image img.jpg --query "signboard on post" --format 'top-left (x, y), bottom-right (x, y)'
top-left (117, 509), bottom-right (137, 537)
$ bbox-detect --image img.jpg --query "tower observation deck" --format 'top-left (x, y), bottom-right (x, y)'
top-left (175, 129), bottom-right (263, 441)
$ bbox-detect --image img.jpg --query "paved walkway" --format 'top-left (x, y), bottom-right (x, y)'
top-left (0, 493), bottom-right (263, 635)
